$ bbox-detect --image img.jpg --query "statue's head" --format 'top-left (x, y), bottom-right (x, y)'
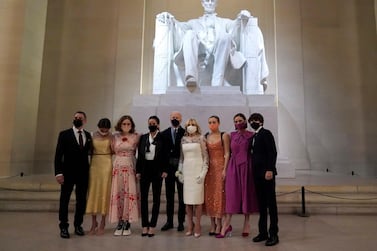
top-left (201, 0), bottom-right (218, 14)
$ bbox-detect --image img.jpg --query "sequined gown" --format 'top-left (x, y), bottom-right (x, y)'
top-left (204, 139), bottom-right (225, 218)
top-left (108, 132), bottom-right (140, 223)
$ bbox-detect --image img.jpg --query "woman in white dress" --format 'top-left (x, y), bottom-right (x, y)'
top-left (176, 118), bottom-right (208, 238)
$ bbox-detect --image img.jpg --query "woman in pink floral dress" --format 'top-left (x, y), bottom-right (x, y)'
top-left (109, 115), bottom-right (140, 236)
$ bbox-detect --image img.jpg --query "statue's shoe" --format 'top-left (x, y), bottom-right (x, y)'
top-left (186, 77), bottom-right (197, 92)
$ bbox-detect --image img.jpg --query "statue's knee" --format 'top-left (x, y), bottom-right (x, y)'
top-left (218, 34), bottom-right (232, 44)
top-left (183, 30), bottom-right (195, 41)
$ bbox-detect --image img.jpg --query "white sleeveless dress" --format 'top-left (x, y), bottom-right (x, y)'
top-left (180, 135), bottom-right (208, 205)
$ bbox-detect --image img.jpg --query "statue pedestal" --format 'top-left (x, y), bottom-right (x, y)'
top-left (166, 86), bottom-right (242, 95)
top-left (130, 91), bottom-right (294, 178)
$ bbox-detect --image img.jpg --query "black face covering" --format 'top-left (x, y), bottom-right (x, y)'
top-left (171, 119), bottom-right (180, 127)
top-left (250, 122), bottom-right (260, 130)
top-left (148, 125), bottom-right (158, 132)
top-left (73, 119), bottom-right (83, 128)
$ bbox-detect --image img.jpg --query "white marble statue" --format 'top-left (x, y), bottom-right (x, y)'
top-left (153, 0), bottom-right (269, 94)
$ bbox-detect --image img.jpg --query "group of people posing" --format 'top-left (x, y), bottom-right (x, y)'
top-left (54, 110), bottom-right (279, 246)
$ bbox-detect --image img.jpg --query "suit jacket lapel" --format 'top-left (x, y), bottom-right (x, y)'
top-left (69, 128), bottom-right (79, 147)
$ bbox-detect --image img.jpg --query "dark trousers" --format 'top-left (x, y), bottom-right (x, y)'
top-left (164, 163), bottom-right (185, 224)
top-left (140, 162), bottom-right (163, 228)
top-left (58, 176), bottom-right (88, 229)
top-left (254, 177), bottom-right (279, 236)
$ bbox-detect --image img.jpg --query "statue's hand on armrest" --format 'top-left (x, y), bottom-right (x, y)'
top-left (261, 78), bottom-right (267, 92)
top-left (157, 12), bottom-right (175, 24)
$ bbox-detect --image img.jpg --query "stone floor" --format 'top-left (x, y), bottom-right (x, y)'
top-left (1, 212), bottom-right (377, 251)
top-left (1, 170), bottom-right (376, 251)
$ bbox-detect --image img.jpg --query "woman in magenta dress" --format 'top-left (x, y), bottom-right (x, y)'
top-left (216, 113), bottom-right (258, 238)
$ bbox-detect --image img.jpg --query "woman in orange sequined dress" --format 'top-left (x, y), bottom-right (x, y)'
top-left (204, 116), bottom-right (230, 236)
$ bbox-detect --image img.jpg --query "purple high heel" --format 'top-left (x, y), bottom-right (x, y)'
top-left (215, 225), bottom-right (232, 238)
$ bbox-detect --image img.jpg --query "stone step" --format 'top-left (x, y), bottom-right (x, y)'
top-left (1, 175), bottom-right (377, 214)
top-left (0, 189), bottom-right (170, 212)
top-left (1, 186), bottom-right (377, 214)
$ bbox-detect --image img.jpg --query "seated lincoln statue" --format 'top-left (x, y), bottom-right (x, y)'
top-left (153, 0), bottom-right (269, 94)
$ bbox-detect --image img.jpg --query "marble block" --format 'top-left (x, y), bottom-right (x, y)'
top-left (130, 92), bottom-right (294, 178)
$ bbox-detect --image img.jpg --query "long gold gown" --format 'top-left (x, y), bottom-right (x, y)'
top-left (85, 134), bottom-right (113, 215)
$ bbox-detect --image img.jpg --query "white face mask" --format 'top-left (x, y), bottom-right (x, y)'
top-left (187, 125), bottom-right (197, 134)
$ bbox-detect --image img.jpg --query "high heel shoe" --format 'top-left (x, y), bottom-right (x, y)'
top-left (185, 231), bottom-right (193, 236)
top-left (141, 227), bottom-right (148, 237)
top-left (88, 221), bottom-right (98, 235)
top-left (186, 222), bottom-right (194, 236)
top-left (147, 227), bottom-right (155, 237)
top-left (214, 224), bottom-right (221, 236)
top-left (194, 224), bottom-right (201, 238)
top-left (96, 227), bottom-right (105, 236)
top-left (209, 224), bottom-right (217, 236)
top-left (242, 223), bottom-right (250, 237)
top-left (215, 225), bottom-right (232, 238)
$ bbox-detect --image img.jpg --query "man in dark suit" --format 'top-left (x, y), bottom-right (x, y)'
top-left (160, 111), bottom-right (185, 232)
top-left (54, 111), bottom-right (92, 239)
top-left (248, 113), bottom-right (279, 246)
top-left (136, 115), bottom-right (169, 237)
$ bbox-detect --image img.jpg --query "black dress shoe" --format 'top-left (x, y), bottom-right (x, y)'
top-left (265, 235), bottom-right (279, 246)
top-left (177, 223), bottom-right (184, 232)
top-left (60, 228), bottom-right (70, 239)
top-left (252, 234), bottom-right (268, 242)
top-left (161, 222), bottom-right (173, 231)
top-left (74, 226), bottom-right (85, 236)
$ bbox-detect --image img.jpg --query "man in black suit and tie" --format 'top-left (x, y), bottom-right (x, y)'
top-left (248, 113), bottom-right (279, 246)
top-left (54, 111), bottom-right (92, 239)
top-left (160, 111), bottom-right (186, 232)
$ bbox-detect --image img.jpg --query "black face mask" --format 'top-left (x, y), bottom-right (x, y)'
top-left (148, 125), bottom-right (158, 132)
top-left (73, 119), bottom-right (83, 128)
top-left (250, 122), bottom-right (260, 130)
top-left (171, 119), bottom-right (180, 127)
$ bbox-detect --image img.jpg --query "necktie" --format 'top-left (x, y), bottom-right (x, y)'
top-left (78, 131), bottom-right (84, 148)
top-left (146, 136), bottom-right (155, 152)
top-left (146, 137), bottom-right (150, 152)
top-left (173, 128), bottom-right (177, 145)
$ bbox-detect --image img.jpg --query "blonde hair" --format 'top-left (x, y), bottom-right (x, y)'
top-left (184, 118), bottom-right (202, 136)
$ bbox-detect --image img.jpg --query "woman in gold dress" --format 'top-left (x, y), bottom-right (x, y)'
top-left (204, 116), bottom-right (230, 236)
top-left (86, 118), bottom-right (113, 235)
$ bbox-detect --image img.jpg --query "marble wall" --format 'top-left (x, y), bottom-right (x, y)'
top-left (0, 0), bottom-right (47, 176)
top-left (0, 0), bottom-right (376, 177)
top-left (277, 0), bottom-right (377, 176)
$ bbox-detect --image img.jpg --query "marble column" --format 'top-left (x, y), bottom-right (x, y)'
top-left (0, 0), bottom-right (47, 177)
